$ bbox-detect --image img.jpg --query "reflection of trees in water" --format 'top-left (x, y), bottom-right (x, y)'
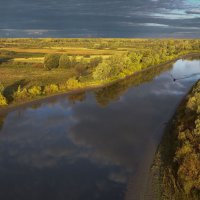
top-left (0, 115), bottom-right (5, 132)
top-left (183, 55), bottom-right (200, 61)
top-left (67, 92), bottom-right (86, 104)
top-left (95, 63), bottom-right (173, 107)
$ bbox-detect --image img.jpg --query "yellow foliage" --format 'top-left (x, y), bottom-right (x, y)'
top-left (28, 86), bottom-right (42, 96)
top-left (44, 84), bottom-right (59, 94)
top-left (66, 78), bottom-right (80, 89)
top-left (0, 93), bottom-right (7, 106)
top-left (13, 86), bottom-right (29, 100)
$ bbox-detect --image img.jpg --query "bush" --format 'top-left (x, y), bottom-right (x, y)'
top-left (0, 83), bottom-right (5, 93)
top-left (88, 57), bottom-right (103, 68)
top-left (70, 56), bottom-right (78, 68)
top-left (44, 54), bottom-right (60, 70)
top-left (59, 54), bottom-right (71, 68)
top-left (92, 54), bottom-right (133, 80)
top-left (28, 86), bottom-right (42, 97)
top-left (177, 153), bottom-right (200, 194)
top-left (13, 86), bottom-right (29, 100)
top-left (93, 61), bottom-right (112, 80)
top-left (128, 51), bottom-right (142, 64)
top-left (163, 81), bottom-right (200, 198)
top-left (66, 78), bottom-right (80, 89)
top-left (75, 60), bottom-right (87, 76)
top-left (44, 84), bottom-right (59, 94)
top-left (0, 93), bottom-right (7, 106)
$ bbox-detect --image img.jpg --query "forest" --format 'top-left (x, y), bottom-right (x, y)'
top-left (157, 80), bottom-right (200, 199)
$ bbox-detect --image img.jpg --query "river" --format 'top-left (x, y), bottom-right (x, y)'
top-left (0, 57), bottom-right (200, 200)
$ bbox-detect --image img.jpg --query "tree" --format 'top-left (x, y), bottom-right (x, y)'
top-left (106, 54), bottom-right (132, 75)
top-left (93, 61), bottom-right (112, 80)
top-left (93, 54), bottom-right (133, 80)
top-left (44, 54), bottom-right (60, 70)
top-left (70, 56), bottom-right (78, 68)
top-left (59, 54), bottom-right (71, 68)
top-left (128, 52), bottom-right (141, 64)
top-left (89, 57), bottom-right (103, 68)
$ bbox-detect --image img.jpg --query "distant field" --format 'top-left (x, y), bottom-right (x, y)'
top-left (13, 57), bottom-right (44, 63)
top-left (1, 47), bottom-right (122, 56)
top-left (1, 66), bottom-right (77, 87)
top-left (0, 40), bottom-right (132, 89)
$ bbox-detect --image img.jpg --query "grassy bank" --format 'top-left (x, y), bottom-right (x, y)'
top-left (154, 81), bottom-right (200, 200)
top-left (0, 39), bottom-right (200, 108)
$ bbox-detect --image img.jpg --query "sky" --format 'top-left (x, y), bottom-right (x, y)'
top-left (0, 0), bottom-right (200, 38)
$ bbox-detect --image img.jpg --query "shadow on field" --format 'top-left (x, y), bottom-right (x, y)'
top-left (3, 79), bottom-right (29, 103)
top-left (0, 58), bottom-right (12, 65)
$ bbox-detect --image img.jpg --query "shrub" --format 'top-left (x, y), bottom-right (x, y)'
top-left (70, 56), bottom-right (78, 68)
top-left (44, 54), bottom-right (60, 70)
top-left (128, 51), bottom-right (142, 64)
top-left (44, 84), bottom-right (59, 94)
top-left (13, 86), bottom-right (29, 100)
top-left (163, 81), bottom-right (200, 198)
top-left (0, 83), bottom-right (5, 93)
top-left (177, 153), bottom-right (200, 194)
top-left (66, 78), bottom-right (80, 89)
top-left (28, 86), bottom-right (42, 97)
top-left (186, 96), bottom-right (197, 111)
top-left (59, 82), bottom-right (68, 91)
top-left (88, 57), bottom-right (103, 68)
top-left (59, 54), bottom-right (71, 68)
top-left (0, 93), bottom-right (7, 106)
top-left (75, 61), bottom-right (87, 76)
top-left (92, 61), bottom-right (112, 80)
top-left (175, 142), bottom-right (193, 159)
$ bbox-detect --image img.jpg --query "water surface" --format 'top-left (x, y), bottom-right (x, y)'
top-left (0, 58), bottom-right (200, 200)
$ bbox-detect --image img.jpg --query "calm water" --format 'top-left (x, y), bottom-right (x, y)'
top-left (0, 58), bottom-right (200, 200)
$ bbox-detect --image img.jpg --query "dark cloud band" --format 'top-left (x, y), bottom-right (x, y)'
top-left (0, 0), bottom-right (199, 37)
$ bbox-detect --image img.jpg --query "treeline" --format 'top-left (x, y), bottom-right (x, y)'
top-left (0, 38), bottom-right (200, 50)
top-left (43, 39), bottom-right (200, 81)
top-left (159, 81), bottom-right (200, 199)
top-left (43, 53), bottom-right (102, 71)
top-left (3, 78), bottom-right (92, 104)
top-left (92, 39), bottom-right (200, 80)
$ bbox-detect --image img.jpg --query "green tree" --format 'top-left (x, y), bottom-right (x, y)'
top-left (128, 52), bottom-right (141, 64)
top-left (107, 54), bottom-right (132, 75)
top-left (59, 54), bottom-right (71, 68)
top-left (93, 61), bottom-right (112, 80)
top-left (70, 56), bottom-right (78, 68)
top-left (89, 57), bottom-right (103, 68)
top-left (44, 54), bottom-right (60, 70)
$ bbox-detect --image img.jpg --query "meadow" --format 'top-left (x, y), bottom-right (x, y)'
top-left (0, 38), bottom-right (200, 106)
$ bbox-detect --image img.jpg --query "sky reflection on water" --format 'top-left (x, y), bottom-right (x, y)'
top-left (0, 58), bottom-right (200, 200)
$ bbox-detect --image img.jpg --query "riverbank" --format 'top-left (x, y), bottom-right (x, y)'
top-left (1, 52), bottom-right (200, 115)
top-left (152, 80), bottom-right (200, 199)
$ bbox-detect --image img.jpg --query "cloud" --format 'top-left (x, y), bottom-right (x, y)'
top-left (186, 9), bottom-right (200, 14)
top-left (0, 0), bottom-right (199, 37)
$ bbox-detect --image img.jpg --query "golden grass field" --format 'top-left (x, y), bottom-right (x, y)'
top-left (1, 44), bottom-right (129, 89)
